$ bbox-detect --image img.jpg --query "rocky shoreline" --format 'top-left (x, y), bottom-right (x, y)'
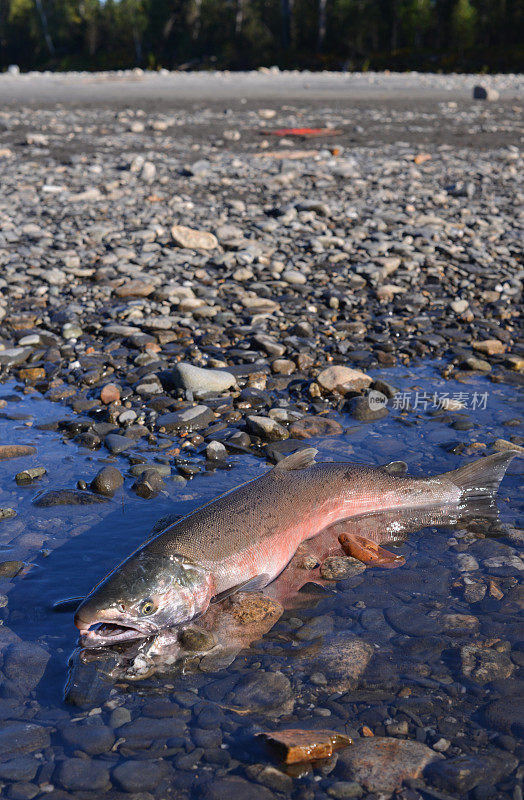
top-left (0, 85), bottom-right (522, 489)
top-left (0, 73), bottom-right (522, 800)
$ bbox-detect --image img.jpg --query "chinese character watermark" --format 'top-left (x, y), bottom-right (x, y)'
top-left (369, 390), bottom-right (489, 412)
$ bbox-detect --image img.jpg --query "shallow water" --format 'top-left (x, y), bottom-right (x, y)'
top-left (0, 363), bottom-right (522, 799)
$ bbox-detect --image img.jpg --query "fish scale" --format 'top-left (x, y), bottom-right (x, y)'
top-left (148, 462), bottom-right (453, 593)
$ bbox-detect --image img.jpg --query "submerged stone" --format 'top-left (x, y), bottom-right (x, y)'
top-left (34, 490), bottom-right (109, 507)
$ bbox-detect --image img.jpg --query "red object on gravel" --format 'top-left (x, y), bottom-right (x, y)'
top-left (262, 127), bottom-right (342, 137)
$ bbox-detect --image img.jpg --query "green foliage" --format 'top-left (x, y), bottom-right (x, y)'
top-left (451, 0), bottom-right (477, 49)
top-left (0, 0), bottom-right (522, 70)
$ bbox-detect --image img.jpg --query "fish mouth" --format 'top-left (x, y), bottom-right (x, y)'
top-left (76, 618), bottom-right (152, 648)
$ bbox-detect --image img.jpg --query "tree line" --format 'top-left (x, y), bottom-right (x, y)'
top-left (2, 0), bottom-right (522, 72)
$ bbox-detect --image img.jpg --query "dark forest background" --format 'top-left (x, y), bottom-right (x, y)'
top-left (2, 0), bottom-right (523, 72)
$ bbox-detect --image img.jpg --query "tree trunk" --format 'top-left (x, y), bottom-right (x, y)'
top-left (34, 0), bottom-right (55, 55)
top-left (317, 0), bottom-right (326, 52)
top-left (281, 0), bottom-right (293, 49)
top-left (192, 0), bottom-right (202, 39)
top-left (235, 0), bottom-right (245, 34)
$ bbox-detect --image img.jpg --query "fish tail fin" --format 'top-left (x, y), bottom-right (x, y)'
top-left (440, 450), bottom-right (520, 499)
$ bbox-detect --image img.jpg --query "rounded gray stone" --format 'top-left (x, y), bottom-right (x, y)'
top-left (112, 759), bottom-right (165, 792)
top-left (57, 758), bottom-right (110, 791)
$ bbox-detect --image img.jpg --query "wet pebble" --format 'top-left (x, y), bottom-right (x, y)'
top-left (61, 722), bottom-right (115, 754)
top-left (0, 446), bottom-right (36, 461)
top-left (0, 722), bottom-right (50, 759)
top-left (0, 560), bottom-right (24, 578)
top-left (112, 759), bottom-right (166, 792)
top-left (104, 433), bottom-right (134, 454)
top-left (460, 643), bottom-right (514, 684)
top-left (172, 362), bottom-right (237, 393)
top-left (108, 707), bottom-right (132, 728)
top-left (346, 395), bottom-right (389, 422)
top-left (290, 416), bottom-right (343, 438)
top-left (90, 465), bottom-right (124, 497)
top-left (229, 671), bottom-right (294, 716)
top-left (0, 758), bottom-right (39, 782)
top-left (320, 557), bottom-right (366, 580)
top-left (14, 468), bottom-right (46, 485)
top-left (2, 642), bottom-right (50, 696)
top-left (336, 737), bottom-right (442, 792)
top-left (201, 776), bottom-right (275, 800)
top-left (302, 633), bottom-right (374, 692)
top-left (425, 751), bottom-right (518, 794)
top-left (33, 489), bottom-right (109, 507)
top-left (132, 468), bottom-right (165, 498)
top-left (327, 782), bottom-right (363, 798)
top-left (56, 757), bottom-right (110, 792)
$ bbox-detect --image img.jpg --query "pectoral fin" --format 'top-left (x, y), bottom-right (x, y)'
top-left (338, 533), bottom-right (405, 569)
top-left (211, 574), bottom-right (271, 604)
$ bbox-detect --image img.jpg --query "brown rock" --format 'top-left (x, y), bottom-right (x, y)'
top-left (320, 557), bottom-right (366, 580)
top-left (489, 580), bottom-right (504, 600)
top-left (337, 737), bottom-right (442, 792)
top-left (46, 386), bottom-right (77, 401)
top-left (15, 467), bottom-right (46, 484)
top-left (0, 560), bottom-right (24, 577)
top-left (18, 367), bottom-right (46, 381)
top-left (114, 279), bottom-right (154, 298)
top-left (0, 445), bottom-right (37, 461)
top-left (5, 314), bottom-right (38, 330)
top-left (229, 593), bottom-right (282, 627)
top-left (241, 295), bottom-right (280, 313)
top-left (460, 644), bottom-right (514, 684)
top-left (290, 415), bottom-right (343, 439)
top-left (296, 352), bottom-right (315, 370)
top-left (260, 729), bottom-right (352, 764)
top-left (271, 359), bottom-right (295, 375)
top-left (493, 439), bottom-right (524, 454)
top-left (376, 284), bottom-right (406, 302)
top-left (505, 355), bottom-right (524, 371)
top-left (100, 383), bottom-right (121, 404)
top-left (171, 225), bottom-right (218, 250)
top-left (178, 627), bottom-right (216, 652)
top-left (414, 153), bottom-right (431, 165)
top-left (317, 366), bottom-right (372, 394)
top-left (472, 339), bottom-right (506, 356)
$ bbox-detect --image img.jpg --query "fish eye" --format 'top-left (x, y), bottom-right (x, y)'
top-left (139, 599), bottom-right (156, 616)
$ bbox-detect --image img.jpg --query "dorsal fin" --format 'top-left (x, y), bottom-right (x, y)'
top-left (272, 447), bottom-right (318, 473)
top-left (381, 460), bottom-right (408, 476)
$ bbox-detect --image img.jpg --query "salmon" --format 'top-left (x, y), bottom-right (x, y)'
top-left (74, 448), bottom-right (519, 647)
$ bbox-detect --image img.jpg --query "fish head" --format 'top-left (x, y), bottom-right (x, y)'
top-left (74, 550), bottom-right (212, 648)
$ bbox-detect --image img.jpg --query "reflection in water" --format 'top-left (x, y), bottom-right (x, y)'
top-left (64, 495), bottom-right (505, 707)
